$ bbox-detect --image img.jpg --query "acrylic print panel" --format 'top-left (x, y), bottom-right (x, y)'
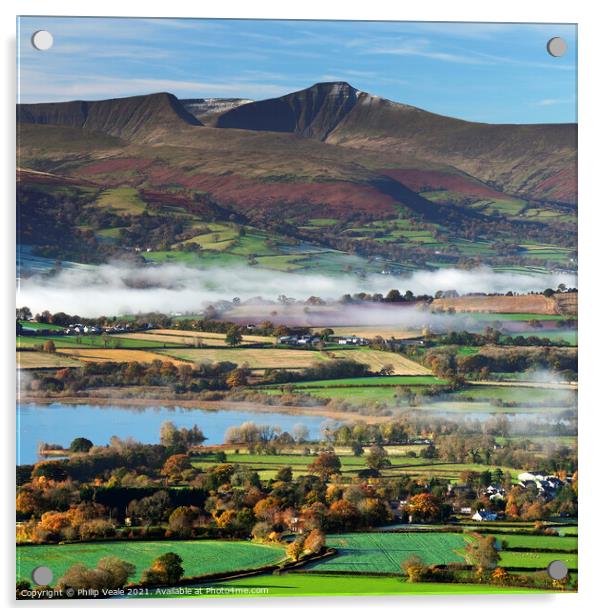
top-left (16, 17), bottom-right (577, 600)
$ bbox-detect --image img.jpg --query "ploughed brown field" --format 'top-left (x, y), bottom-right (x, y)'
top-left (430, 292), bottom-right (577, 315)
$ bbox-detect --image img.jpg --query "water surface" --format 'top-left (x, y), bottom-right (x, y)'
top-left (17, 402), bottom-right (332, 465)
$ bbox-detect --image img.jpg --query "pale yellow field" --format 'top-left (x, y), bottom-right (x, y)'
top-left (157, 346), bottom-right (429, 375)
top-left (113, 332), bottom-right (229, 346)
top-left (333, 349), bottom-right (431, 375)
top-left (158, 348), bottom-right (324, 369)
top-left (150, 329), bottom-right (276, 344)
top-left (57, 349), bottom-right (192, 366)
top-left (17, 351), bottom-right (82, 369)
top-left (321, 326), bottom-right (421, 340)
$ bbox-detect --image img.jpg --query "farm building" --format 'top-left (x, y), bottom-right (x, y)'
top-left (337, 336), bottom-right (369, 346)
top-left (472, 510), bottom-right (498, 522)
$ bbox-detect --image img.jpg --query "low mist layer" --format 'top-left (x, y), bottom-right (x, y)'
top-left (17, 262), bottom-right (575, 318)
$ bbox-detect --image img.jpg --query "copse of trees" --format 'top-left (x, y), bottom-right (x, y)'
top-left (436, 329), bottom-right (574, 348)
top-left (141, 552), bottom-right (184, 586)
top-left (27, 359), bottom-right (240, 395)
top-left (57, 556), bottom-right (136, 592)
top-left (70, 437), bottom-right (93, 453)
top-left (224, 421), bottom-right (299, 453)
top-left (264, 358), bottom-right (371, 386)
top-left (424, 345), bottom-right (577, 378)
top-left (159, 421), bottom-right (206, 453)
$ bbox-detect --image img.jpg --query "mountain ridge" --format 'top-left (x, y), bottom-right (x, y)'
top-left (16, 82), bottom-right (577, 205)
top-left (17, 92), bottom-right (202, 141)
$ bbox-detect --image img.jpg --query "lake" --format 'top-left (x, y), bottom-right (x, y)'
top-left (16, 403), bottom-right (334, 465)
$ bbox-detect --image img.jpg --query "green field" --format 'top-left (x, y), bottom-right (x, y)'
top-left (496, 534), bottom-right (577, 551)
top-left (157, 573), bottom-right (551, 597)
top-left (498, 551), bottom-right (577, 570)
top-left (453, 385), bottom-right (575, 405)
top-left (550, 526), bottom-right (578, 537)
top-left (273, 376), bottom-right (442, 388)
top-left (16, 335), bottom-right (174, 350)
top-left (95, 187), bottom-right (146, 214)
top-left (190, 452), bottom-right (522, 482)
top-left (262, 386), bottom-right (408, 403)
top-left (506, 330), bottom-right (577, 346)
top-left (17, 540), bottom-right (286, 583)
top-left (18, 321), bottom-right (65, 331)
top-left (305, 533), bottom-right (470, 574)
top-left (464, 313), bottom-right (562, 322)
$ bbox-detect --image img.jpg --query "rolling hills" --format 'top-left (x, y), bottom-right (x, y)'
top-left (216, 82), bottom-right (576, 204)
top-left (16, 83), bottom-right (577, 274)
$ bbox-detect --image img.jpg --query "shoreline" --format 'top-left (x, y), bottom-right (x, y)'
top-left (19, 395), bottom-right (389, 424)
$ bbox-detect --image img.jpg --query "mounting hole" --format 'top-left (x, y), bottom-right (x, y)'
top-left (547, 559), bottom-right (569, 580)
top-left (31, 566), bottom-right (53, 586)
top-left (547, 37), bottom-right (567, 58)
top-left (31, 30), bottom-right (54, 51)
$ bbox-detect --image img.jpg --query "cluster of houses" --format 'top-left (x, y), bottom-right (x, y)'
top-left (517, 471), bottom-right (567, 499)
top-left (21, 321), bottom-right (159, 337)
top-left (63, 322), bottom-right (158, 336)
top-left (277, 333), bottom-right (369, 346)
top-left (337, 335), bottom-right (369, 346)
top-left (278, 334), bottom-right (323, 346)
top-left (64, 323), bottom-right (102, 335)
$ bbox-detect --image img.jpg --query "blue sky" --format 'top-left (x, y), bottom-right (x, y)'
top-left (17, 17), bottom-right (577, 123)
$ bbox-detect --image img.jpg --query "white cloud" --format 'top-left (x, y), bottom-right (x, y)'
top-left (535, 97), bottom-right (574, 106)
top-left (17, 70), bottom-right (302, 103)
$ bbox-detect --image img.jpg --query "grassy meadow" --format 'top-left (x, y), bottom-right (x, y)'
top-left (17, 540), bottom-right (286, 582)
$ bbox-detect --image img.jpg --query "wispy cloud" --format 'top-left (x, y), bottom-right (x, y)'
top-left (17, 69), bottom-right (302, 102)
top-left (350, 37), bottom-right (492, 65)
top-left (535, 97), bottom-right (575, 106)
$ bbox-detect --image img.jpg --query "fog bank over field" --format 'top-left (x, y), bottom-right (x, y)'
top-left (17, 262), bottom-right (575, 318)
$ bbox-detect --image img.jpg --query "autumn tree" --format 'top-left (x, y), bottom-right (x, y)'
top-left (58, 557), bottom-right (135, 591)
top-left (491, 567), bottom-right (510, 585)
top-left (466, 534), bottom-right (500, 578)
top-left (303, 529), bottom-right (325, 554)
top-left (308, 452), bottom-right (341, 480)
top-left (253, 496), bottom-right (281, 526)
top-left (69, 437), bottom-right (93, 453)
top-left (287, 538), bottom-right (305, 561)
top-left (328, 499), bottom-right (360, 529)
top-left (365, 445), bottom-right (391, 471)
top-left (225, 326), bottom-right (243, 347)
top-left (226, 367), bottom-right (249, 388)
top-left (275, 466), bottom-right (293, 483)
top-left (43, 340), bottom-right (56, 353)
top-left (401, 555), bottom-right (427, 582)
top-left (159, 421), bottom-right (206, 453)
top-left (408, 493), bottom-right (443, 523)
top-left (141, 552), bottom-right (184, 585)
top-left (161, 454), bottom-right (192, 481)
top-left (168, 506), bottom-right (198, 537)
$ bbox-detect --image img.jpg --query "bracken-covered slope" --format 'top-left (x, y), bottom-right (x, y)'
top-left (17, 92), bottom-right (202, 142)
top-left (16, 85), bottom-right (577, 272)
top-left (216, 82), bottom-right (577, 204)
